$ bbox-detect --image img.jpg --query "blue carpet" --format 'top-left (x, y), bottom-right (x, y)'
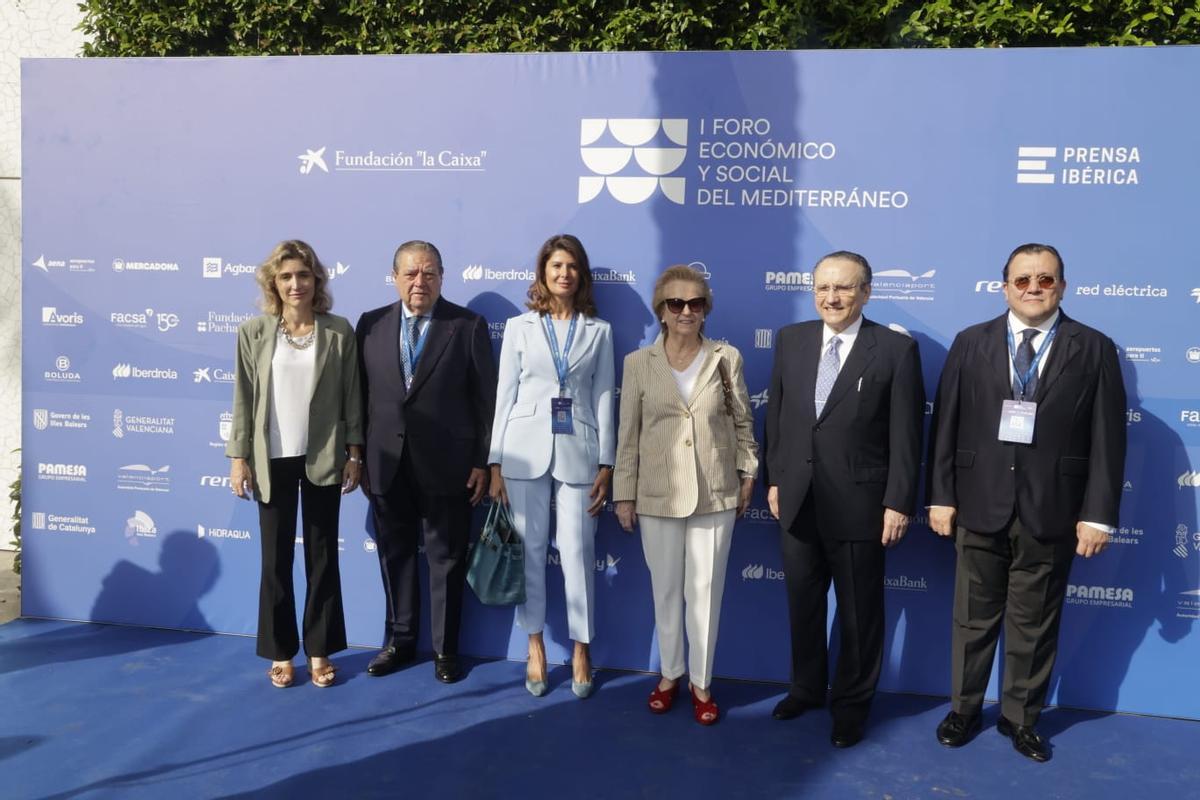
top-left (1, 619), bottom-right (1196, 800)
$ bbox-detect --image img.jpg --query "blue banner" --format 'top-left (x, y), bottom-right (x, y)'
top-left (21, 48), bottom-right (1200, 718)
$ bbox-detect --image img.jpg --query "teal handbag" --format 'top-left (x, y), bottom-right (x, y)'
top-left (467, 501), bottom-right (526, 605)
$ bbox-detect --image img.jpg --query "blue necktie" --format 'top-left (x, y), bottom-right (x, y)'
top-left (402, 316), bottom-right (422, 389)
top-left (814, 335), bottom-right (841, 415)
top-left (1012, 328), bottom-right (1038, 400)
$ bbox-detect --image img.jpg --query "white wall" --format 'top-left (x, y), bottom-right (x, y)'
top-left (0, 0), bottom-right (88, 547)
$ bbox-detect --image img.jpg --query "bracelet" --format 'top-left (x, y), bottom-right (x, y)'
top-left (348, 456), bottom-right (363, 464)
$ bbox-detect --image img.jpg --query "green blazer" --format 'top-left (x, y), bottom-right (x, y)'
top-left (225, 313), bottom-right (364, 504)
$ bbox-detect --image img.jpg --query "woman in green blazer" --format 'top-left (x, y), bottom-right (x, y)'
top-left (225, 240), bottom-right (364, 689)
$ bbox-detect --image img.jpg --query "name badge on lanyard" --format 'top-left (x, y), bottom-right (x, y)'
top-left (544, 314), bottom-right (578, 436)
top-left (997, 399), bottom-right (1036, 444)
top-left (998, 319), bottom-right (1057, 444)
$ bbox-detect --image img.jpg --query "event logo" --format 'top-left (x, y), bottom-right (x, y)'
top-left (741, 505), bottom-right (776, 524)
top-left (871, 269), bottom-right (936, 302)
top-left (112, 258), bottom-right (179, 273)
top-left (112, 409), bottom-right (175, 437)
top-left (750, 388), bottom-right (769, 410)
top-left (41, 307), bottom-right (85, 327)
top-left (1192, 288), bottom-right (1200, 303)
top-left (1075, 282), bottom-right (1168, 299)
top-left (544, 551), bottom-right (622, 571)
top-left (44, 356), bottom-right (81, 384)
top-left (124, 510), bottom-right (158, 544)
top-left (884, 575), bottom-right (928, 592)
top-left (36, 463), bottom-right (87, 483)
top-left (1173, 524), bottom-right (1200, 559)
top-left (974, 279), bottom-right (1004, 293)
top-left (578, 118), bottom-right (688, 205)
top-left (32, 409), bottom-right (48, 431)
top-left (31, 254), bottom-right (96, 273)
top-left (199, 475), bottom-right (231, 489)
top-left (1187, 347), bottom-right (1200, 364)
top-left (460, 264), bottom-right (535, 283)
top-left (1178, 589), bottom-right (1200, 620)
top-left (1065, 584), bottom-right (1134, 608)
top-left (117, 464), bottom-right (171, 493)
top-left (741, 563), bottom-right (784, 581)
top-left (687, 261), bottom-right (712, 279)
top-left (1179, 471), bottom-right (1200, 488)
top-left (1016, 145), bottom-right (1140, 185)
top-left (196, 311), bottom-right (254, 334)
top-left (201, 257), bottom-right (256, 278)
top-left (192, 366), bottom-right (235, 384)
top-left (755, 329), bottom-right (773, 349)
top-left (592, 268), bottom-right (637, 285)
top-left (1126, 409), bottom-right (1142, 425)
top-left (326, 262), bottom-right (350, 282)
top-left (112, 363), bottom-right (179, 381)
top-left (197, 524), bottom-right (252, 540)
top-left (764, 270), bottom-right (813, 292)
top-left (1180, 410), bottom-right (1200, 429)
top-left (207, 410), bottom-right (234, 450)
top-left (1123, 346), bottom-right (1163, 365)
top-left (486, 320), bottom-right (506, 341)
top-left (28, 511), bottom-right (95, 535)
top-left (110, 308), bottom-right (180, 332)
top-left (298, 146), bottom-right (329, 174)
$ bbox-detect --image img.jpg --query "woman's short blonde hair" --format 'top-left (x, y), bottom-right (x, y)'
top-left (256, 240), bottom-right (332, 315)
top-left (652, 264), bottom-right (713, 336)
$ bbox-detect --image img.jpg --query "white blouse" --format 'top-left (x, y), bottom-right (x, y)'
top-left (268, 327), bottom-right (317, 459)
top-left (670, 351), bottom-right (704, 403)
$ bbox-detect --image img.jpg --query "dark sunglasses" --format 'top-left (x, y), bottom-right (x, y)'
top-left (664, 297), bottom-right (706, 314)
top-left (1010, 274), bottom-right (1057, 291)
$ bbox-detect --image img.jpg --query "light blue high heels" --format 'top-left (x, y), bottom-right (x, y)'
top-left (525, 678), bottom-right (549, 697)
top-left (571, 678), bottom-right (594, 699)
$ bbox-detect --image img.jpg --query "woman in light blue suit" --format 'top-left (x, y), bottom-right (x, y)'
top-left (489, 234), bottom-right (615, 698)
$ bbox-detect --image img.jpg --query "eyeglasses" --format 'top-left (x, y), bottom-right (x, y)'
top-left (664, 297), bottom-right (706, 314)
top-left (813, 283), bottom-right (860, 297)
top-left (1010, 274), bottom-right (1057, 291)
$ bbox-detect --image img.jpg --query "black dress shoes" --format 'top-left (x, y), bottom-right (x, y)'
top-left (936, 710), bottom-right (982, 747)
top-left (830, 718), bottom-right (864, 748)
top-left (772, 695), bottom-right (822, 721)
top-left (997, 716), bottom-right (1051, 762)
top-left (434, 653), bottom-right (461, 684)
top-left (367, 644), bottom-right (415, 677)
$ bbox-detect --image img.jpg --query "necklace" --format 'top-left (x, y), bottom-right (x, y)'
top-left (279, 317), bottom-right (315, 350)
top-left (665, 341), bottom-right (701, 371)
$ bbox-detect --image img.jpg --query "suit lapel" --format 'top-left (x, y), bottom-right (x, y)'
top-left (309, 314), bottom-right (333, 401)
top-left (406, 298), bottom-right (453, 399)
top-left (376, 303), bottom-right (407, 401)
top-left (648, 335), bottom-right (689, 409)
top-left (1033, 313), bottom-right (1078, 402)
top-left (981, 314), bottom-right (1011, 399)
top-left (688, 339), bottom-right (723, 409)
top-left (254, 317), bottom-right (277, 400)
top-left (567, 315), bottom-right (596, 372)
top-left (817, 320), bottom-right (876, 421)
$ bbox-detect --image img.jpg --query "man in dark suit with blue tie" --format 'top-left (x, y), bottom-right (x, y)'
top-left (356, 241), bottom-right (497, 683)
top-left (765, 251), bottom-right (925, 748)
top-left (928, 243), bottom-right (1126, 761)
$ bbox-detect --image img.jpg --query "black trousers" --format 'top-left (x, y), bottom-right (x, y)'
top-left (369, 448), bottom-right (471, 655)
top-left (780, 495), bottom-right (886, 725)
top-left (951, 516), bottom-right (1076, 726)
top-left (256, 455), bottom-right (347, 660)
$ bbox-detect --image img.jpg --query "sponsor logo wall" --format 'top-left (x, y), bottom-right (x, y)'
top-left (22, 48), bottom-right (1200, 719)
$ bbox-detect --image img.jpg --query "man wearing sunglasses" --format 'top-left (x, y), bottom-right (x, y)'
top-left (764, 251), bottom-right (925, 748)
top-left (927, 243), bottom-right (1126, 762)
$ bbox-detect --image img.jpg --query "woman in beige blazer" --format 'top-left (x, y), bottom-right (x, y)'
top-left (614, 264), bottom-right (758, 725)
top-left (226, 240), bottom-right (364, 689)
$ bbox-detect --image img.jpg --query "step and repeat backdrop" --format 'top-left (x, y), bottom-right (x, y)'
top-left (21, 48), bottom-right (1200, 718)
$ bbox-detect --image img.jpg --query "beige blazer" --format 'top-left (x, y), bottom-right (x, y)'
top-left (614, 336), bottom-right (758, 518)
top-left (225, 313), bottom-right (364, 504)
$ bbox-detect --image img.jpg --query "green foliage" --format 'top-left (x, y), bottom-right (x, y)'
top-left (8, 451), bottom-right (19, 576)
top-left (77, 0), bottom-right (1200, 57)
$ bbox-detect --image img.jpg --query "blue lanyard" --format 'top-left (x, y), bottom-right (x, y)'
top-left (1006, 318), bottom-right (1059, 400)
top-left (403, 315), bottom-right (431, 367)
top-left (542, 313), bottom-right (578, 395)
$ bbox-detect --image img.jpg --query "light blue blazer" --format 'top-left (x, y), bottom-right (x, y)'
top-left (488, 311), bottom-right (616, 484)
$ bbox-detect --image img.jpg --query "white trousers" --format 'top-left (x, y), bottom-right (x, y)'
top-left (639, 509), bottom-right (736, 690)
top-left (506, 473), bottom-right (596, 643)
